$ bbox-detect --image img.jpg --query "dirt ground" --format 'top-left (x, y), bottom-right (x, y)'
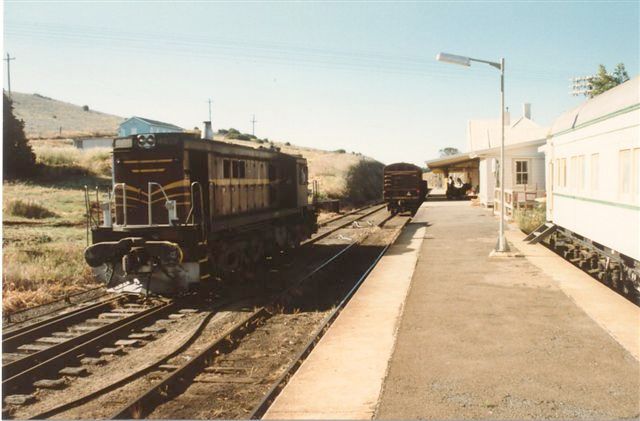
top-left (375, 202), bottom-right (640, 420)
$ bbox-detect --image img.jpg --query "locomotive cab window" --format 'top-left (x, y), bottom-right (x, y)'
top-left (298, 165), bottom-right (308, 185)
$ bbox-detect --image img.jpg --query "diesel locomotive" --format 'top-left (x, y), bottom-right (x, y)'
top-left (383, 163), bottom-right (428, 214)
top-left (84, 132), bottom-right (317, 295)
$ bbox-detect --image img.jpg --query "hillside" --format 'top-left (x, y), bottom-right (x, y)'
top-left (10, 92), bottom-right (124, 139)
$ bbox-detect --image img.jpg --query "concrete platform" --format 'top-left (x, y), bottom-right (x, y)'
top-left (265, 201), bottom-right (640, 420)
top-left (264, 207), bottom-right (429, 419)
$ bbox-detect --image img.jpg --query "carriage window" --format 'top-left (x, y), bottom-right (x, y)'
top-left (238, 161), bottom-right (246, 178)
top-left (620, 149), bottom-right (631, 195)
top-left (514, 160), bottom-right (529, 185)
top-left (268, 164), bottom-right (276, 181)
top-left (577, 155), bottom-right (585, 191)
top-left (634, 149), bottom-right (640, 197)
top-left (223, 159), bottom-right (231, 178)
top-left (232, 161), bottom-right (239, 178)
top-left (590, 154), bottom-right (599, 192)
top-left (560, 158), bottom-right (567, 187)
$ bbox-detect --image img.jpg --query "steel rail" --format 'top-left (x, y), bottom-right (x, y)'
top-left (2, 300), bottom-right (174, 399)
top-left (304, 203), bottom-right (386, 245)
top-left (3, 287), bottom-right (108, 326)
top-left (249, 215), bottom-right (409, 419)
top-left (109, 209), bottom-right (398, 420)
top-left (110, 308), bottom-right (268, 420)
top-left (28, 306), bottom-right (224, 420)
top-left (2, 296), bottom-right (123, 348)
top-left (108, 222), bottom-right (376, 419)
top-left (317, 201), bottom-right (383, 227)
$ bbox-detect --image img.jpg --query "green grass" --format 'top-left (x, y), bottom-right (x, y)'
top-left (514, 203), bottom-right (546, 234)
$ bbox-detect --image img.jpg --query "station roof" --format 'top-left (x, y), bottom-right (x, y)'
top-left (425, 152), bottom-right (475, 169)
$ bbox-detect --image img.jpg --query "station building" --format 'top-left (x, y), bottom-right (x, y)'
top-left (427, 103), bottom-right (548, 217)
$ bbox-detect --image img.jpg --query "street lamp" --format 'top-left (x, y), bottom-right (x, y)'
top-left (436, 52), bottom-right (509, 253)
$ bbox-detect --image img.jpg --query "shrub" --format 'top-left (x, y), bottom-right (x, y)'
top-left (334, 149), bottom-right (346, 154)
top-left (3, 93), bottom-right (36, 179)
top-left (285, 142), bottom-right (291, 146)
top-left (514, 202), bottom-right (546, 234)
top-left (82, 105), bottom-right (90, 111)
top-left (218, 129), bottom-right (228, 135)
top-left (344, 159), bottom-right (384, 205)
top-left (5, 200), bottom-right (57, 219)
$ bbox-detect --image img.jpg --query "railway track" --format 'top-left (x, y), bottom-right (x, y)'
top-left (5, 203), bottom-right (396, 419)
top-left (2, 296), bottom-right (179, 405)
top-left (27, 210), bottom-right (406, 420)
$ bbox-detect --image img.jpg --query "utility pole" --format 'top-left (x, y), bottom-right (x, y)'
top-left (207, 98), bottom-right (212, 121)
top-left (251, 114), bottom-right (257, 136)
top-left (4, 53), bottom-right (16, 96)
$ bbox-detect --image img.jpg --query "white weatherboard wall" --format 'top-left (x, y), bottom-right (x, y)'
top-left (545, 76), bottom-right (640, 261)
top-left (476, 142), bottom-right (545, 206)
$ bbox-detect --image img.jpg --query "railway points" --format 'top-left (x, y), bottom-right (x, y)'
top-left (264, 200), bottom-right (639, 420)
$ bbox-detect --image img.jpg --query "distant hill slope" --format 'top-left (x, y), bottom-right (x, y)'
top-left (10, 92), bottom-right (124, 139)
top-left (215, 136), bottom-right (374, 198)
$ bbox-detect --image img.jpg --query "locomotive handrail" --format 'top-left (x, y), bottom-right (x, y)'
top-left (147, 182), bottom-right (172, 226)
top-left (113, 183), bottom-right (127, 226)
top-left (186, 182), bottom-right (206, 240)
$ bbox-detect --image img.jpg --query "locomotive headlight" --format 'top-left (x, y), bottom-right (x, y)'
top-left (136, 134), bottom-right (156, 149)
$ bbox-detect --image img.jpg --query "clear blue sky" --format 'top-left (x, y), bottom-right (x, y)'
top-left (4, 1), bottom-right (639, 165)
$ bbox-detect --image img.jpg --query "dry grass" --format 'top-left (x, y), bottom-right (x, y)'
top-left (3, 143), bottom-right (110, 313)
top-left (5, 199), bottom-right (57, 219)
top-left (11, 92), bottom-right (123, 139)
top-left (33, 145), bottom-right (112, 177)
top-left (2, 225), bottom-right (99, 314)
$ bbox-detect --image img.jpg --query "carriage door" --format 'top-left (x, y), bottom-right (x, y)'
top-left (188, 150), bottom-right (210, 227)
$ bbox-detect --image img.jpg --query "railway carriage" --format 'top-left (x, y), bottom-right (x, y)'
top-left (84, 132), bottom-right (317, 295)
top-left (542, 76), bottom-right (640, 301)
top-left (383, 163), bottom-right (427, 214)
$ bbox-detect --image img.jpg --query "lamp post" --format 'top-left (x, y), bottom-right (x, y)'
top-left (436, 52), bottom-right (509, 253)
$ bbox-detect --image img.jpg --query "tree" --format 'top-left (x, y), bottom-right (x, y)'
top-left (587, 63), bottom-right (630, 98)
top-left (439, 147), bottom-right (460, 157)
top-left (3, 93), bottom-right (36, 179)
top-left (344, 159), bottom-right (385, 204)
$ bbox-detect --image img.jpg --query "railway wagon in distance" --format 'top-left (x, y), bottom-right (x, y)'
top-left (383, 163), bottom-right (427, 215)
top-left (84, 132), bottom-right (317, 295)
top-left (542, 75), bottom-right (639, 302)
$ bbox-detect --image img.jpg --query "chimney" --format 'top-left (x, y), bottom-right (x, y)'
top-left (523, 103), bottom-right (531, 120)
top-left (202, 121), bottom-right (214, 140)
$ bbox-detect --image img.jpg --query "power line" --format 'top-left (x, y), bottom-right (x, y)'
top-left (4, 53), bottom-right (16, 96)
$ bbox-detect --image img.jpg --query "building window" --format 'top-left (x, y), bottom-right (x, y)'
top-left (514, 160), bottom-right (529, 185)
top-left (620, 149), bottom-right (631, 195)
top-left (590, 153), bottom-right (599, 192)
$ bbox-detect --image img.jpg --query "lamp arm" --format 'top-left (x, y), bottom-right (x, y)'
top-left (469, 57), bottom-right (502, 70)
